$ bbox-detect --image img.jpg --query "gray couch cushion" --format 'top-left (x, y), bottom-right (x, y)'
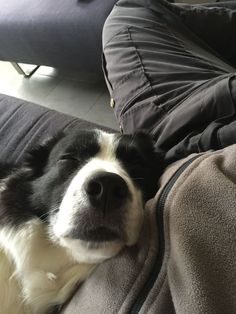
top-left (0, 0), bottom-right (117, 74)
top-left (0, 93), bottom-right (114, 164)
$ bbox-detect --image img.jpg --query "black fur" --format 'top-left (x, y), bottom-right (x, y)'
top-left (116, 132), bottom-right (162, 202)
top-left (0, 130), bottom-right (162, 228)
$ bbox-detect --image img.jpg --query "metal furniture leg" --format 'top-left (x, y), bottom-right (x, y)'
top-left (11, 62), bottom-right (40, 77)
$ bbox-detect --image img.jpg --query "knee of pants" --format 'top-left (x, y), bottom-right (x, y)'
top-left (102, 0), bottom-right (168, 48)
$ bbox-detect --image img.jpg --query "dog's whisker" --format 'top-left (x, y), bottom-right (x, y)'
top-left (38, 206), bottom-right (58, 221)
top-left (0, 129), bottom-right (156, 313)
top-left (38, 213), bottom-right (49, 220)
top-left (50, 206), bottom-right (59, 214)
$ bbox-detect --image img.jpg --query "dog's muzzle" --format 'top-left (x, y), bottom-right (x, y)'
top-left (67, 171), bottom-right (131, 243)
top-left (84, 171), bottom-right (128, 213)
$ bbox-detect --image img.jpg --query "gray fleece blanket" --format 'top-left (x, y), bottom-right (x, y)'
top-left (62, 145), bottom-right (236, 314)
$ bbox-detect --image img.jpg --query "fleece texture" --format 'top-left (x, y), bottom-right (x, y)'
top-left (62, 147), bottom-right (236, 314)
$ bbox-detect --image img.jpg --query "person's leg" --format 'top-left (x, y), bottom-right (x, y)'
top-left (102, 0), bottom-right (236, 161)
top-left (172, 1), bottom-right (236, 67)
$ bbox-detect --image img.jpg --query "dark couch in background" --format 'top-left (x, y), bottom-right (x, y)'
top-left (0, 0), bottom-right (117, 76)
top-left (0, 93), bottom-right (113, 165)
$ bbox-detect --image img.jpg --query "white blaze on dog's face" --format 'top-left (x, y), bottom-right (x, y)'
top-left (31, 130), bottom-right (159, 264)
top-left (52, 132), bottom-right (145, 263)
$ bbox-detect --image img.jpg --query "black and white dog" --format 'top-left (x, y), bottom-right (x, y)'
top-left (0, 129), bottom-right (160, 314)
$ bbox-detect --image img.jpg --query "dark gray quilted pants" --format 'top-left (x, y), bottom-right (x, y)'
top-left (102, 0), bottom-right (236, 161)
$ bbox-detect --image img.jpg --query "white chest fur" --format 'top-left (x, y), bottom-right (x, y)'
top-left (0, 219), bottom-right (94, 314)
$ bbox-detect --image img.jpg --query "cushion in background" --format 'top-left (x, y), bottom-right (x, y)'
top-left (0, 93), bottom-right (114, 164)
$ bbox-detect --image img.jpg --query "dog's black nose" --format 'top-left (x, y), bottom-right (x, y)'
top-left (84, 172), bottom-right (128, 211)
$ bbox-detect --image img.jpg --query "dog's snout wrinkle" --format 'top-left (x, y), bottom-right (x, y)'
top-left (84, 172), bottom-right (128, 213)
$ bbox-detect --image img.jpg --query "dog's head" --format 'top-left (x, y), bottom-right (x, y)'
top-left (27, 130), bottom-right (160, 263)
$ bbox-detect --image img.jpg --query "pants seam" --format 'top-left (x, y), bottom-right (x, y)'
top-left (127, 26), bottom-right (159, 100)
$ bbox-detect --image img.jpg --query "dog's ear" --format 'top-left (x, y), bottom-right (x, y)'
top-left (23, 132), bottom-right (64, 176)
top-left (131, 131), bottom-right (166, 197)
top-left (132, 131), bottom-right (156, 155)
top-left (132, 131), bottom-right (164, 164)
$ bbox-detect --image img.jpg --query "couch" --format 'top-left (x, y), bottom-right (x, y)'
top-left (0, 93), bottom-right (113, 165)
top-left (0, 0), bottom-right (117, 76)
